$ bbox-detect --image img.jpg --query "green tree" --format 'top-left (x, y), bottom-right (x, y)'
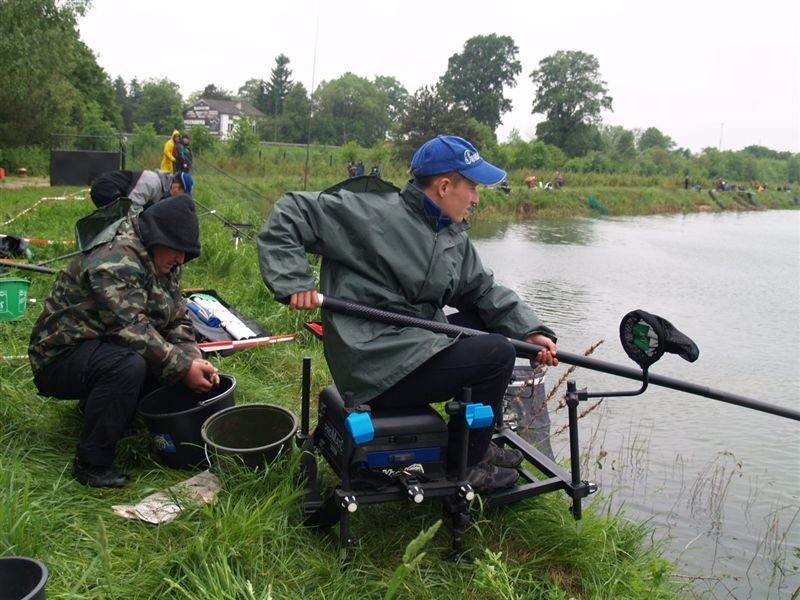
top-left (600, 125), bottom-right (637, 160)
top-left (228, 116), bottom-right (259, 156)
top-left (114, 77), bottom-right (135, 132)
top-left (787, 156), bottom-right (800, 183)
top-left (77, 102), bottom-right (119, 150)
top-left (339, 139), bottom-right (363, 164)
top-left (439, 34), bottom-right (521, 131)
top-left (373, 75), bottom-right (410, 137)
top-left (263, 54), bottom-right (293, 117)
top-left (274, 82), bottom-right (311, 144)
top-left (614, 130), bottom-right (637, 160)
top-left (186, 124), bottom-right (216, 155)
top-left (311, 73), bottom-right (389, 146)
top-left (238, 78), bottom-right (268, 114)
top-left (0, 0), bottom-right (120, 146)
top-left (638, 127), bottom-right (675, 151)
top-left (128, 78), bottom-right (143, 106)
top-left (134, 78), bottom-right (184, 134)
top-left (497, 137), bottom-right (535, 170)
top-left (530, 50), bottom-right (613, 156)
top-left (71, 40), bottom-right (121, 129)
top-left (200, 84), bottom-right (233, 100)
top-left (565, 150), bottom-right (615, 173)
top-left (742, 145), bottom-right (785, 160)
top-left (129, 123), bottom-right (160, 160)
top-left (392, 85), bottom-right (488, 164)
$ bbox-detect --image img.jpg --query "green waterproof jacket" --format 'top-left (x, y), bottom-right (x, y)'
top-left (28, 218), bottom-right (200, 383)
top-left (258, 180), bottom-right (556, 404)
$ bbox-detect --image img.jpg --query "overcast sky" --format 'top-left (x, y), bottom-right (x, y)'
top-left (78, 0), bottom-right (799, 153)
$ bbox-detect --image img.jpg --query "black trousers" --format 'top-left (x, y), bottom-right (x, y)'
top-left (34, 340), bottom-right (157, 467)
top-left (368, 312), bottom-right (516, 468)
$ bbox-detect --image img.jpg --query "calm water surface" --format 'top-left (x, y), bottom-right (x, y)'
top-left (472, 210), bottom-right (799, 599)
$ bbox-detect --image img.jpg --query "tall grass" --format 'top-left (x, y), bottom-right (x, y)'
top-left (0, 178), bottom-right (707, 599)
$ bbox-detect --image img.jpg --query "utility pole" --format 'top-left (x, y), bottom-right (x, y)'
top-left (718, 122), bottom-right (724, 151)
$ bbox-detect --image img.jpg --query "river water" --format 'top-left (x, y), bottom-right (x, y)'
top-left (471, 210), bottom-right (799, 599)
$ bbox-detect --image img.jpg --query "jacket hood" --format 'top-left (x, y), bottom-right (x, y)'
top-left (138, 194), bottom-right (201, 261)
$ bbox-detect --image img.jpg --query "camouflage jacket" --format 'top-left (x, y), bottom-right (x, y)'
top-left (28, 218), bottom-right (200, 383)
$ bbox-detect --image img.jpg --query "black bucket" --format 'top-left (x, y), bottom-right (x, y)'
top-left (0, 556), bottom-right (48, 600)
top-left (201, 403), bottom-right (298, 469)
top-left (138, 375), bottom-right (236, 469)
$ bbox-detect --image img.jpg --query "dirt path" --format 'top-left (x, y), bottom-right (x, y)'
top-left (0, 176), bottom-right (51, 190)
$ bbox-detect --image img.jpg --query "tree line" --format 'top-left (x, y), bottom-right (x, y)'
top-left (0, 0), bottom-right (797, 185)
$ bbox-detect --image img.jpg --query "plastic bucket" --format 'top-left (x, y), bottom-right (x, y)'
top-left (201, 403), bottom-right (298, 469)
top-left (0, 556), bottom-right (48, 600)
top-left (0, 278), bottom-right (30, 321)
top-left (138, 375), bottom-right (236, 469)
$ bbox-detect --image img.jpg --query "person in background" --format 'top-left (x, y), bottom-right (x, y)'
top-left (90, 169), bottom-right (174, 213)
top-left (258, 135), bottom-right (558, 494)
top-left (28, 195), bottom-right (218, 488)
top-left (170, 172), bottom-right (194, 197)
top-left (160, 130), bottom-right (180, 172)
top-left (177, 134), bottom-right (193, 173)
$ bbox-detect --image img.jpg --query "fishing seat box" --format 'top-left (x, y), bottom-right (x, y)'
top-left (315, 385), bottom-right (449, 482)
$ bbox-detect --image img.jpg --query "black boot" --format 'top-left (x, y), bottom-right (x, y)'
top-left (72, 458), bottom-right (129, 488)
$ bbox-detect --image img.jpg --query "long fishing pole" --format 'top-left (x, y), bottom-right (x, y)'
top-left (303, 1), bottom-right (321, 191)
top-left (193, 198), bottom-right (256, 242)
top-left (317, 295), bottom-right (800, 422)
top-left (0, 259), bottom-right (57, 274)
top-left (36, 250), bottom-right (82, 266)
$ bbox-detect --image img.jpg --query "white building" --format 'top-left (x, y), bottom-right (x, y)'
top-left (183, 98), bottom-right (265, 140)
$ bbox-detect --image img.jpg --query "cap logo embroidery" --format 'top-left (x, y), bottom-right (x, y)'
top-left (463, 149), bottom-right (481, 165)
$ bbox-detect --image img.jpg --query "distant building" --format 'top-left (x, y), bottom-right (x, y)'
top-left (183, 98), bottom-right (265, 140)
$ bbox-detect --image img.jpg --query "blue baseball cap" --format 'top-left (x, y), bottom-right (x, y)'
top-left (410, 135), bottom-right (506, 185)
top-left (178, 172), bottom-right (193, 195)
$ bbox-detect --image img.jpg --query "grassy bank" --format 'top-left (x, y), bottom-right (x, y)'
top-left (3, 172), bottom-right (786, 599)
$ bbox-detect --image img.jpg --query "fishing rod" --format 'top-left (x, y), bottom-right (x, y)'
top-left (0, 259), bottom-right (57, 274)
top-left (35, 250), bottom-right (82, 266)
top-left (193, 198), bottom-right (256, 243)
top-left (317, 295), bottom-right (800, 422)
top-left (198, 333), bottom-right (296, 353)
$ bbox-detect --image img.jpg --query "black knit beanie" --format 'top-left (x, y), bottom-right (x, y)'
top-left (138, 194), bottom-right (201, 262)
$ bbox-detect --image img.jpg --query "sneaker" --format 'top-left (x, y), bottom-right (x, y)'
top-left (465, 462), bottom-right (519, 494)
top-left (482, 442), bottom-right (524, 468)
top-left (72, 459), bottom-right (129, 488)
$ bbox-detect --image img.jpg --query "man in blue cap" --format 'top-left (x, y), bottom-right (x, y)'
top-left (259, 135), bottom-right (558, 493)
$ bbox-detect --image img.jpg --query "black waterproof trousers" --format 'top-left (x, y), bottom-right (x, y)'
top-left (34, 340), bottom-right (156, 467)
top-left (368, 311), bottom-right (516, 468)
